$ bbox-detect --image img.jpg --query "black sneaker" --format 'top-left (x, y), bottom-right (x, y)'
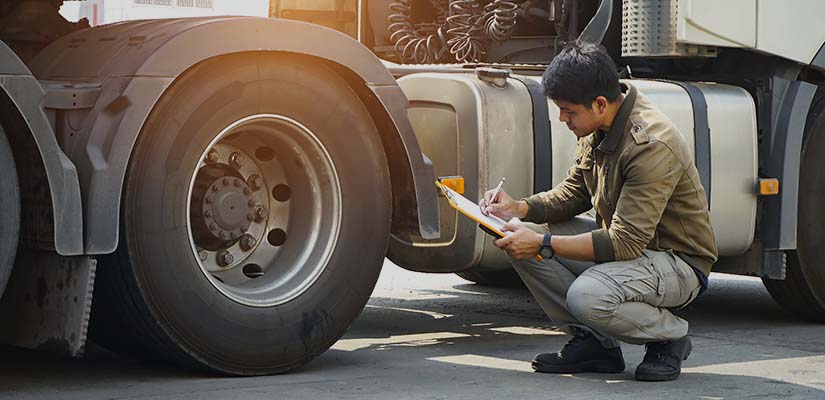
top-left (635, 336), bottom-right (693, 382)
top-left (531, 331), bottom-right (625, 374)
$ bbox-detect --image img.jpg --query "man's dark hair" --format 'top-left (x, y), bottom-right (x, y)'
top-left (542, 40), bottom-right (621, 107)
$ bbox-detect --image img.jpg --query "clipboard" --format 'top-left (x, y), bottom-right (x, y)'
top-left (435, 180), bottom-right (508, 238)
top-left (435, 180), bottom-right (543, 261)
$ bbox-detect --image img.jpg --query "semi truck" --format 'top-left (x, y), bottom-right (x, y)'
top-left (1, 0), bottom-right (824, 375)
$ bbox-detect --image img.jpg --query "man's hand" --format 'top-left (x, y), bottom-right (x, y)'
top-left (479, 189), bottom-right (528, 219)
top-left (494, 223), bottom-right (543, 260)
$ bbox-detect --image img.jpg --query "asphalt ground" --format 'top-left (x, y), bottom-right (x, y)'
top-left (1, 260), bottom-right (824, 399)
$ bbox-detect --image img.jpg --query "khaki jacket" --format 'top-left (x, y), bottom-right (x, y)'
top-left (523, 83), bottom-right (718, 276)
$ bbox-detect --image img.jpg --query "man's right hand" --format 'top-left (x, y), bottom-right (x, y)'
top-left (479, 189), bottom-right (528, 219)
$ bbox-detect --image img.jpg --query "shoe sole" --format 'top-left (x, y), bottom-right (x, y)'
top-left (532, 359), bottom-right (625, 374)
top-left (635, 370), bottom-right (681, 382)
top-left (635, 338), bottom-right (693, 382)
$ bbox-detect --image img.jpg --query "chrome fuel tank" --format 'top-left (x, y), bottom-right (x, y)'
top-left (387, 72), bottom-right (536, 273)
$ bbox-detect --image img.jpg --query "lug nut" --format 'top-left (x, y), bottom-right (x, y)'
top-left (248, 174), bottom-right (263, 191)
top-left (198, 250), bottom-right (208, 261)
top-left (243, 187), bottom-right (251, 195)
top-left (209, 223), bottom-right (218, 231)
top-left (206, 150), bottom-right (220, 163)
top-left (253, 205), bottom-right (267, 222)
top-left (205, 196), bottom-right (214, 204)
top-left (229, 152), bottom-right (244, 169)
top-left (222, 178), bottom-right (229, 186)
top-left (204, 210), bottom-right (213, 218)
top-left (240, 234), bottom-right (257, 251)
top-left (216, 250), bottom-right (234, 267)
top-left (212, 185), bottom-right (220, 192)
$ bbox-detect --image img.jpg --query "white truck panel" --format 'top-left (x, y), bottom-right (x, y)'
top-left (677, 0), bottom-right (756, 48)
top-left (756, 0), bottom-right (825, 64)
top-left (674, 0), bottom-right (825, 64)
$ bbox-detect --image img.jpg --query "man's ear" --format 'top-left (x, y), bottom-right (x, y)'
top-left (592, 96), bottom-right (609, 115)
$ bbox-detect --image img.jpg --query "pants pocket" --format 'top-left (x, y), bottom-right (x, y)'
top-left (654, 251), bottom-right (700, 308)
top-left (583, 256), bottom-right (659, 303)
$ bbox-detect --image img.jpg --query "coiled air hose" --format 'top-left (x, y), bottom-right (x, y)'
top-left (388, 0), bottom-right (527, 64)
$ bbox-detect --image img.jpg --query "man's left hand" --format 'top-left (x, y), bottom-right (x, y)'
top-left (494, 223), bottom-right (543, 260)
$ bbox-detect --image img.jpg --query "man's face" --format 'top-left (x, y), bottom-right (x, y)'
top-left (554, 98), bottom-right (607, 138)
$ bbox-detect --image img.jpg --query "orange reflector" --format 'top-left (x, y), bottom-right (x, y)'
top-left (759, 178), bottom-right (780, 196)
top-left (438, 176), bottom-right (465, 195)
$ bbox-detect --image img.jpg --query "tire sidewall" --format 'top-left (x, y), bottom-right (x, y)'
top-left (0, 125), bottom-right (19, 296)
top-left (794, 87), bottom-right (825, 308)
top-left (124, 55), bottom-right (390, 373)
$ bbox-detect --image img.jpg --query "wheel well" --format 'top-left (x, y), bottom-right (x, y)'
top-left (324, 60), bottom-right (420, 236)
top-left (0, 90), bottom-right (54, 251)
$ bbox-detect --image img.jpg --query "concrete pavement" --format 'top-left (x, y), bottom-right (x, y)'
top-left (1, 260), bottom-right (824, 399)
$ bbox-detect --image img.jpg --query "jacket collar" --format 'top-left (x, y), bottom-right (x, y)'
top-left (596, 83), bottom-right (636, 154)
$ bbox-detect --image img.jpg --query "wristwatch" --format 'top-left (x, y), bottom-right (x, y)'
top-left (539, 233), bottom-right (554, 259)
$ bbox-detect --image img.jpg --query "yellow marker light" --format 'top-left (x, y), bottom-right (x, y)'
top-left (438, 176), bottom-right (465, 195)
top-left (759, 178), bottom-right (780, 196)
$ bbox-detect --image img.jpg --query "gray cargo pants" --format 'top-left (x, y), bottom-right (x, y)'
top-left (508, 217), bottom-right (701, 349)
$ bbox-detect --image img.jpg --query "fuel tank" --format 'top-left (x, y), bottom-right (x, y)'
top-left (387, 71), bottom-right (757, 273)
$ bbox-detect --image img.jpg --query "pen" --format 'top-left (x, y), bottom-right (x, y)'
top-left (484, 177), bottom-right (506, 212)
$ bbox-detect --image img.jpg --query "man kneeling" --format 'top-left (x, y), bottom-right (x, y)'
top-left (480, 41), bottom-right (717, 382)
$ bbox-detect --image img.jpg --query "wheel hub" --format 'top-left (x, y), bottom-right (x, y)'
top-left (202, 176), bottom-right (255, 241)
top-left (189, 147), bottom-right (271, 260)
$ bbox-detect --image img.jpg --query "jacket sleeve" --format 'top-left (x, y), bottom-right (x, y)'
top-left (522, 163), bottom-right (593, 224)
top-left (591, 141), bottom-right (682, 262)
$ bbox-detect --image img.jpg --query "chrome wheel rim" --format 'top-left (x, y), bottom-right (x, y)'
top-left (186, 114), bottom-right (341, 307)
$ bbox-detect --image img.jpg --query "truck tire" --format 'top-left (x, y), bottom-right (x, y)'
top-left (456, 269), bottom-right (525, 288)
top-left (0, 124), bottom-right (19, 297)
top-left (90, 54), bottom-right (392, 375)
top-left (763, 86), bottom-right (825, 321)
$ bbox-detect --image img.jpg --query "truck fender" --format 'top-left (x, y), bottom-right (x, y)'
top-left (0, 41), bottom-right (84, 255)
top-left (29, 17), bottom-right (439, 254)
top-left (759, 77), bottom-right (817, 273)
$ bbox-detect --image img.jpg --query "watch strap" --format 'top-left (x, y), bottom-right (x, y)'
top-left (540, 233), bottom-right (554, 259)
top-left (542, 233), bottom-right (552, 248)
